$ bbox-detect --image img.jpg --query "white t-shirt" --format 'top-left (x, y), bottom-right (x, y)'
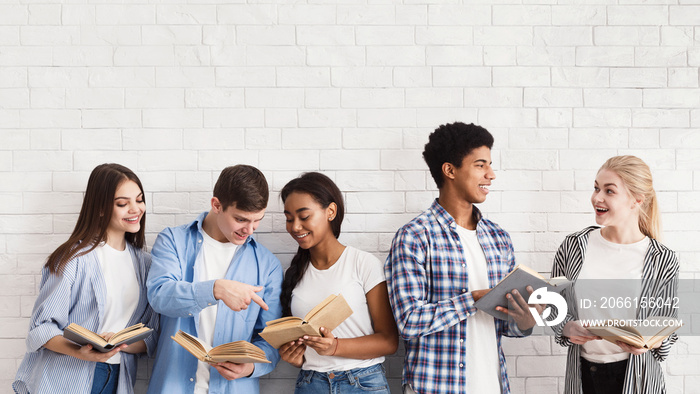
top-left (577, 228), bottom-right (648, 363)
top-left (454, 226), bottom-right (501, 394)
top-left (95, 243), bottom-right (139, 365)
top-left (193, 229), bottom-right (238, 394)
top-left (290, 246), bottom-right (386, 372)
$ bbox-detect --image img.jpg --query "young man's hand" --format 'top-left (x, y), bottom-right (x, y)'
top-left (213, 362), bottom-right (254, 380)
top-left (471, 289), bottom-right (490, 302)
top-left (495, 286), bottom-right (543, 331)
top-left (213, 279), bottom-right (269, 311)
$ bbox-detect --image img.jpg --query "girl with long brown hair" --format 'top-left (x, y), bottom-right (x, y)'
top-left (14, 163), bottom-right (158, 394)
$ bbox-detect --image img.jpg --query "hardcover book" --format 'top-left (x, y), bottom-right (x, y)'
top-left (63, 323), bottom-right (153, 353)
top-left (586, 316), bottom-right (682, 349)
top-left (474, 264), bottom-right (571, 321)
top-left (259, 294), bottom-right (353, 349)
top-left (171, 330), bottom-right (270, 364)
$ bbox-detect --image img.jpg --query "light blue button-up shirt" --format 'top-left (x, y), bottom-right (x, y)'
top-left (13, 244), bottom-right (158, 394)
top-left (146, 211), bottom-right (282, 394)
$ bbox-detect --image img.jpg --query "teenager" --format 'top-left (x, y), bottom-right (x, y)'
top-left (278, 172), bottom-right (398, 394)
top-left (13, 163), bottom-right (158, 394)
top-left (385, 122), bottom-right (539, 394)
top-left (146, 164), bottom-right (282, 394)
top-left (551, 155), bottom-right (679, 394)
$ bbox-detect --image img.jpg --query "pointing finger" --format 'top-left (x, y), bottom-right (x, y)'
top-left (251, 293), bottom-right (269, 311)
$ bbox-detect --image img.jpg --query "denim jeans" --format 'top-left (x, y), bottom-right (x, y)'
top-left (91, 362), bottom-right (120, 394)
top-left (580, 357), bottom-right (628, 394)
top-left (295, 363), bottom-right (390, 394)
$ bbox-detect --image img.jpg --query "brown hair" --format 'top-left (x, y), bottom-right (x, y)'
top-left (599, 155), bottom-right (661, 240)
top-left (45, 163), bottom-right (146, 275)
top-left (213, 165), bottom-right (269, 212)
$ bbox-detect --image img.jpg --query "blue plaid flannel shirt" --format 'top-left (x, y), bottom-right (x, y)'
top-left (385, 199), bottom-right (529, 394)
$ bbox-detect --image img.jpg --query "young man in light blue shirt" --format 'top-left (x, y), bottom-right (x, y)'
top-left (146, 165), bottom-right (283, 394)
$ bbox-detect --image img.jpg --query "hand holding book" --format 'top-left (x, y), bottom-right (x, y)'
top-left (259, 294), bottom-right (353, 349)
top-left (171, 330), bottom-right (270, 364)
top-left (212, 360), bottom-right (256, 380)
top-left (474, 264), bottom-right (571, 321)
top-left (298, 326), bottom-right (339, 357)
top-left (63, 323), bottom-right (153, 353)
top-left (585, 316), bottom-right (681, 351)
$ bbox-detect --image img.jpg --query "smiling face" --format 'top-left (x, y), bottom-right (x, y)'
top-left (446, 145), bottom-right (496, 205)
top-left (106, 179), bottom-right (145, 245)
top-left (283, 191), bottom-right (337, 250)
top-left (591, 169), bottom-right (641, 229)
top-left (212, 201), bottom-right (266, 245)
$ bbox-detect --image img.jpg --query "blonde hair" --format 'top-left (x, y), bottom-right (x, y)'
top-left (598, 155), bottom-right (660, 240)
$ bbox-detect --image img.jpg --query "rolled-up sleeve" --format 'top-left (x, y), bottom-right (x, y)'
top-left (147, 229), bottom-right (217, 318)
top-left (26, 261), bottom-right (78, 353)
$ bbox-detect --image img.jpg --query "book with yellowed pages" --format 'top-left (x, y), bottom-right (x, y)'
top-left (259, 294), bottom-right (353, 349)
top-left (474, 264), bottom-right (572, 321)
top-left (63, 323), bottom-right (153, 353)
top-left (171, 330), bottom-right (270, 364)
top-left (586, 316), bottom-right (682, 349)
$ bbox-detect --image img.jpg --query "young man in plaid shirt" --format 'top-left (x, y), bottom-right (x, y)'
top-left (385, 122), bottom-right (539, 394)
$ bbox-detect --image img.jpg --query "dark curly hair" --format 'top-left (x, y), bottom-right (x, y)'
top-left (423, 122), bottom-right (494, 189)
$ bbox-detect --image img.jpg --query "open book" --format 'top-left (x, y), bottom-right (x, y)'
top-left (259, 294), bottom-right (353, 349)
top-left (585, 316), bottom-right (682, 349)
top-left (474, 264), bottom-right (572, 321)
top-left (63, 323), bottom-right (153, 353)
top-left (171, 330), bottom-right (270, 364)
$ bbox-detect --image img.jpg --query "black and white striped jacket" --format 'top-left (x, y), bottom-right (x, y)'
top-left (550, 226), bottom-right (679, 394)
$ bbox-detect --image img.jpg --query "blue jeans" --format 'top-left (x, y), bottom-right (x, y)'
top-left (295, 363), bottom-right (390, 394)
top-left (91, 362), bottom-right (120, 394)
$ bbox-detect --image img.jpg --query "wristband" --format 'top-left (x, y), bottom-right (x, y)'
top-left (330, 338), bottom-right (339, 356)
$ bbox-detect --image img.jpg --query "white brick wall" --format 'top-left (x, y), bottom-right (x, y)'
top-left (1, 0), bottom-right (699, 393)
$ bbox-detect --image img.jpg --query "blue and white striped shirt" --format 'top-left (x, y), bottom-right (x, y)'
top-left (146, 211), bottom-right (283, 394)
top-left (13, 244), bottom-right (158, 394)
top-left (551, 226), bottom-right (679, 394)
top-left (385, 199), bottom-right (528, 394)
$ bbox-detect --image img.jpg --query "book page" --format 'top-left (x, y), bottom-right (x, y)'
top-left (265, 316), bottom-right (304, 327)
top-left (306, 294), bottom-right (353, 331)
top-left (176, 330), bottom-right (212, 354)
top-left (208, 340), bottom-right (270, 364)
top-left (65, 323), bottom-right (108, 347)
top-left (637, 317), bottom-right (682, 344)
top-left (304, 294), bottom-right (338, 322)
top-left (515, 264), bottom-right (546, 280)
top-left (109, 324), bottom-right (147, 345)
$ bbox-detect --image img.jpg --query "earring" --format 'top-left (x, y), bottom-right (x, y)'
top-left (329, 217), bottom-right (334, 221)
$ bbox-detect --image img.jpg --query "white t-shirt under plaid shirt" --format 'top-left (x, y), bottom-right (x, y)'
top-left (455, 225), bottom-right (501, 393)
top-left (385, 199), bottom-right (530, 394)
